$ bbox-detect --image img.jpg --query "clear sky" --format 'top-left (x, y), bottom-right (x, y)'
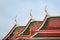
top-left (0, 0), bottom-right (60, 39)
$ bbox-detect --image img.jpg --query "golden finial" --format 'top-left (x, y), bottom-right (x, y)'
top-left (30, 9), bottom-right (32, 19)
top-left (15, 15), bottom-right (18, 24)
top-left (44, 6), bottom-right (48, 16)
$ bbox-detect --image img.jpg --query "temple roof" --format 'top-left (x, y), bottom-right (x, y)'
top-left (22, 21), bottom-right (42, 35)
top-left (3, 16), bottom-right (60, 40)
top-left (41, 16), bottom-right (60, 30)
top-left (3, 7), bottom-right (60, 40)
top-left (34, 16), bottom-right (60, 37)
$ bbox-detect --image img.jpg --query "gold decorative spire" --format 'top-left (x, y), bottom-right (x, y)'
top-left (44, 6), bottom-right (48, 16)
top-left (30, 9), bottom-right (32, 19)
top-left (15, 15), bottom-right (18, 24)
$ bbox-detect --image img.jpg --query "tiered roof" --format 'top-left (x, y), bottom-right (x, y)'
top-left (3, 7), bottom-right (60, 40)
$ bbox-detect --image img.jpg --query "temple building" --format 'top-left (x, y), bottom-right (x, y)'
top-left (3, 7), bottom-right (60, 40)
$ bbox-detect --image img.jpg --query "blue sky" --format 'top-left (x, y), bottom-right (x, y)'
top-left (0, 0), bottom-right (60, 39)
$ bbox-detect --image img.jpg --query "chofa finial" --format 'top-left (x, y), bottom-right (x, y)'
top-left (30, 9), bottom-right (32, 19)
top-left (44, 5), bottom-right (48, 16)
top-left (15, 15), bottom-right (18, 24)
